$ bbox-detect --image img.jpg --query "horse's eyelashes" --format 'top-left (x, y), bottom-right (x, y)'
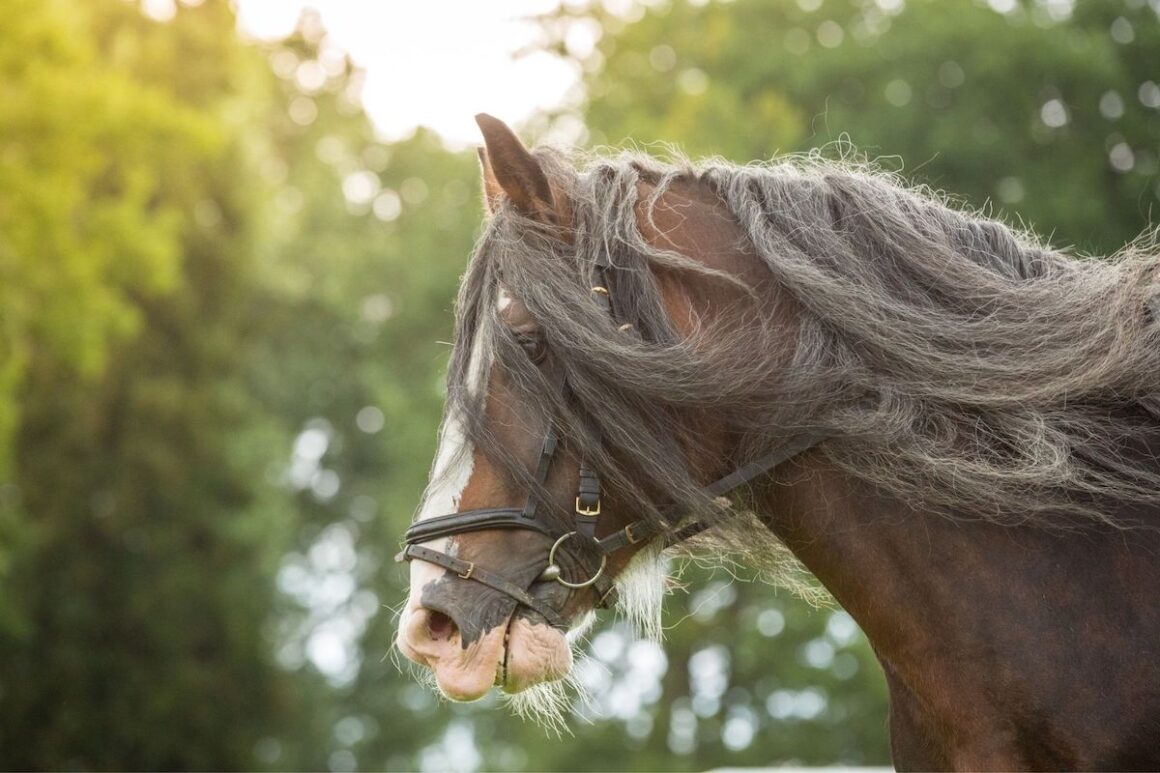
top-left (516, 333), bottom-right (547, 363)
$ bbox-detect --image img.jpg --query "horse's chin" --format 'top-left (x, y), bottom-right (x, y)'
top-left (425, 614), bottom-right (572, 701)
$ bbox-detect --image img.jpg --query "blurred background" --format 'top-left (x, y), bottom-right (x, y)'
top-left (1, 0), bottom-right (1158, 769)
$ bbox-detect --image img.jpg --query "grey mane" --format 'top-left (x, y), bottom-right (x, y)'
top-left (445, 147), bottom-right (1160, 540)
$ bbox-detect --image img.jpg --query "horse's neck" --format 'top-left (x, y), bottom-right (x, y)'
top-left (759, 453), bottom-right (971, 658)
top-left (760, 451), bottom-right (1160, 768)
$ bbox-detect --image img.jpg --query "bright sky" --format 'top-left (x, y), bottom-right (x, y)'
top-left (231, 0), bottom-right (597, 146)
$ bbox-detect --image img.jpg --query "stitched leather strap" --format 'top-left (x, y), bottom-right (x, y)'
top-left (404, 508), bottom-right (554, 544)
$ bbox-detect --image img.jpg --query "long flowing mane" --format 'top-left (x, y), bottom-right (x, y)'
top-left (442, 147), bottom-right (1160, 545)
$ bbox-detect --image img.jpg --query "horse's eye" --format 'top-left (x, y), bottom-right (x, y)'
top-left (517, 333), bottom-right (547, 363)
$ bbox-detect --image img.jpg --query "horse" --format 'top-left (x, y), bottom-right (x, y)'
top-left (395, 113), bottom-right (1160, 770)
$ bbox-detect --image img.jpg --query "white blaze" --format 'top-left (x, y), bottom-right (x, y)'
top-left (416, 288), bottom-right (506, 521)
top-left (403, 294), bottom-right (496, 633)
top-left (404, 314), bottom-right (493, 633)
top-left (415, 411), bottom-right (475, 522)
top-left (414, 300), bottom-right (493, 523)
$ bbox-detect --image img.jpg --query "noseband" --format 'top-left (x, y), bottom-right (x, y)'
top-left (397, 258), bottom-right (825, 630)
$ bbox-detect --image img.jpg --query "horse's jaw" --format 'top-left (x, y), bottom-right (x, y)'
top-left (396, 604), bottom-right (572, 701)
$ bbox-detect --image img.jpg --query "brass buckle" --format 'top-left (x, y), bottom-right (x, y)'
top-left (575, 497), bottom-right (601, 516)
top-left (625, 522), bottom-right (643, 544)
top-left (458, 562), bottom-right (475, 580)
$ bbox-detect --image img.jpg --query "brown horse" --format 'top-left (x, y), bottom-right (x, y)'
top-left (396, 114), bottom-right (1160, 770)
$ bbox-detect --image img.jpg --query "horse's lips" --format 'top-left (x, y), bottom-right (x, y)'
top-left (402, 607), bottom-right (570, 700)
top-left (494, 619), bottom-right (513, 689)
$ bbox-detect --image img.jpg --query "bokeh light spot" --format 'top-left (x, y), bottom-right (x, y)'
top-left (817, 20), bottom-right (844, 48)
top-left (1139, 81), bottom-right (1160, 109)
top-left (289, 96), bottom-right (318, 126)
top-left (355, 406), bottom-right (384, 433)
top-left (649, 44), bottom-right (677, 72)
top-left (373, 190), bottom-right (402, 221)
top-left (678, 68), bottom-right (710, 95)
top-left (1109, 142), bottom-right (1135, 172)
top-left (938, 60), bottom-right (965, 88)
top-left (1099, 90), bottom-right (1125, 120)
top-left (885, 79), bottom-right (912, 107)
top-left (996, 176), bottom-right (1025, 204)
top-left (1040, 98), bottom-right (1069, 128)
top-left (1109, 16), bottom-right (1134, 44)
top-left (757, 607), bottom-right (786, 637)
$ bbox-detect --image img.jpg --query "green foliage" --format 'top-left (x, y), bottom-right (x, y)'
top-left (0, 1), bottom-right (325, 767)
top-left (235, 21), bottom-right (486, 764)
top-left (0, 0), bottom-right (224, 473)
top-left (568, 0), bottom-right (1160, 256)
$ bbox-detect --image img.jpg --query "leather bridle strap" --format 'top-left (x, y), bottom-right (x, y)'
top-left (593, 429), bottom-right (829, 555)
top-left (399, 544), bottom-right (567, 629)
top-left (521, 431), bottom-right (558, 520)
top-left (402, 508), bottom-right (555, 544)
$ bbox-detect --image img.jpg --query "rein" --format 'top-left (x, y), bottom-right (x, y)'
top-left (397, 259), bottom-right (826, 630)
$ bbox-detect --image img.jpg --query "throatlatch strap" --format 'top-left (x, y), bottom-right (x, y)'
top-left (699, 431), bottom-right (827, 498)
top-left (595, 430), bottom-right (829, 556)
top-left (399, 544), bottom-right (567, 630)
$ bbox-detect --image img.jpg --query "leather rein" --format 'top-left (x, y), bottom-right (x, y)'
top-left (397, 259), bottom-right (826, 630)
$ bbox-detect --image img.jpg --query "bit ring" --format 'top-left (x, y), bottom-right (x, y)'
top-left (546, 531), bottom-right (606, 589)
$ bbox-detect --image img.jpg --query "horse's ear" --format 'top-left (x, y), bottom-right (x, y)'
top-left (477, 148), bottom-right (504, 214)
top-left (475, 113), bottom-right (556, 221)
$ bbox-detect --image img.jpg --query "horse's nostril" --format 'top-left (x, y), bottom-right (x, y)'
top-left (426, 610), bottom-right (458, 642)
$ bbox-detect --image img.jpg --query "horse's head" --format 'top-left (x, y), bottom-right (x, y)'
top-left (395, 116), bottom-right (648, 702)
top-left (395, 115), bottom-right (809, 704)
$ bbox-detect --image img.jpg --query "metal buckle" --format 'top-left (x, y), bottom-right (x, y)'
top-left (625, 522), bottom-right (643, 544)
top-left (545, 532), bottom-right (606, 589)
top-left (575, 497), bottom-right (601, 516)
top-left (458, 562), bottom-right (475, 580)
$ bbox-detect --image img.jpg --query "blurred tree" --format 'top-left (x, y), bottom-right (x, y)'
top-left (0, 0), bottom-right (210, 474)
top-left (550, 0), bottom-right (1160, 255)
top-left (237, 15), bottom-right (487, 765)
top-left (0, 0), bottom-right (335, 767)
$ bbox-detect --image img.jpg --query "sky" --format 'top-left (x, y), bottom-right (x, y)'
top-left (229, 0), bottom-right (599, 146)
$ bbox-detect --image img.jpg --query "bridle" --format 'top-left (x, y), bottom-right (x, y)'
top-left (397, 258), bottom-right (826, 630)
